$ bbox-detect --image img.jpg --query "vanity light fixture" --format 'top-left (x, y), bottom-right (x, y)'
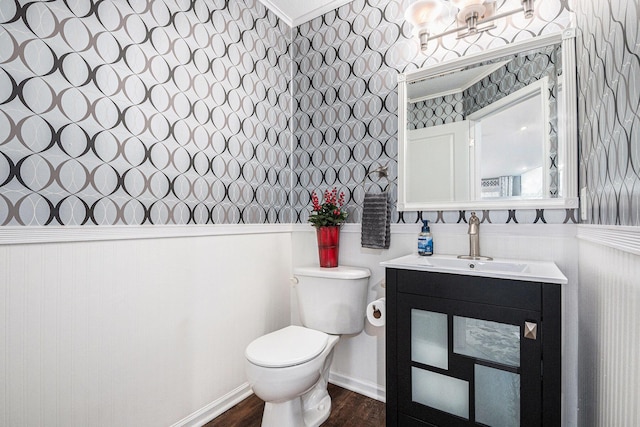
top-left (405, 0), bottom-right (536, 51)
top-left (404, 0), bottom-right (445, 51)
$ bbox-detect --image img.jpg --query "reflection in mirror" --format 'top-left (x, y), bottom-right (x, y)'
top-left (398, 33), bottom-right (578, 211)
top-left (469, 77), bottom-right (550, 200)
top-left (406, 120), bottom-right (469, 203)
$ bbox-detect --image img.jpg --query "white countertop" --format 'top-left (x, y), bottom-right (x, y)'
top-left (380, 254), bottom-right (568, 284)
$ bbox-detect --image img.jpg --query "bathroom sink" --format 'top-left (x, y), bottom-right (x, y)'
top-left (380, 254), bottom-right (567, 284)
top-left (416, 256), bottom-right (529, 273)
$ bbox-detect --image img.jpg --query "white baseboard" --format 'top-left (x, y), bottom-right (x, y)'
top-left (329, 371), bottom-right (386, 403)
top-left (170, 382), bottom-right (253, 427)
top-left (171, 374), bottom-right (383, 426)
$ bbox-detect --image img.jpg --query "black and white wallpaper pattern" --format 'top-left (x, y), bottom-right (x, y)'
top-left (0, 0), bottom-right (578, 226)
top-left (292, 0), bottom-right (575, 225)
top-left (576, 0), bottom-right (640, 226)
top-left (407, 44), bottom-right (560, 133)
top-left (0, 0), bottom-right (292, 225)
top-left (408, 94), bottom-right (463, 130)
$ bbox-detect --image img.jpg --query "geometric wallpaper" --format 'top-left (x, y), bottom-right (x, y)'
top-left (463, 45), bottom-right (560, 116)
top-left (291, 0), bottom-right (576, 225)
top-left (0, 0), bottom-right (292, 225)
top-left (0, 0), bottom-right (578, 226)
top-left (407, 44), bottom-right (561, 132)
top-left (408, 94), bottom-right (464, 130)
top-left (576, 0), bottom-right (640, 226)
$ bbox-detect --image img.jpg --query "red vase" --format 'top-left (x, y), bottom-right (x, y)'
top-left (316, 226), bottom-right (340, 268)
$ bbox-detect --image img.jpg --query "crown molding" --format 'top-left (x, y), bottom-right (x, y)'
top-left (257, 0), bottom-right (354, 27)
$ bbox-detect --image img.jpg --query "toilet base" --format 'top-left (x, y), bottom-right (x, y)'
top-left (258, 335), bottom-right (338, 427)
top-left (261, 392), bottom-right (331, 427)
top-left (262, 399), bottom-right (303, 427)
top-left (302, 392), bottom-right (331, 427)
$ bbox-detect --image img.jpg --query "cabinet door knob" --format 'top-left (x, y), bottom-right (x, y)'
top-left (524, 321), bottom-right (537, 340)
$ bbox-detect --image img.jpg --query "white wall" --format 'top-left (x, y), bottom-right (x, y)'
top-left (577, 226), bottom-right (640, 426)
top-left (1, 223), bottom-right (581, 426)
top-left (292, 222), bottom-right (579, 425)
top-left (0, 227), bottom-right (292, 427)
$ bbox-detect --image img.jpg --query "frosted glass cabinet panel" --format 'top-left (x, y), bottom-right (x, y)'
top-left (475, 365), bottom-right (521, 427)
top-left (387, 267), bottom-right (561, 427)
top-left (411, 309), bottom-right (448, 369)
top-left (412, 367), bottom-right (469, 419)
top-left (453, 316), bottom-right (520, 367)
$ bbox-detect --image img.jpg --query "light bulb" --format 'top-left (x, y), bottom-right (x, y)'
top-left (404, 0), bottom-right (444, 27)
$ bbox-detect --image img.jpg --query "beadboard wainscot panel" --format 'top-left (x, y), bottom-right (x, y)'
top-left (0, 225), bottom-right (293, 427)
top-left (577, 225), bottom-right (640, 426)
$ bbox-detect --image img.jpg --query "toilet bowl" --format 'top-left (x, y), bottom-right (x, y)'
top-left (244, 265), bottom-right (371, 427)
top-left (245, 326), bottom-right (339, 427)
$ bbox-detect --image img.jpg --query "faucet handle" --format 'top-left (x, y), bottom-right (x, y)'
top-left (468, 212), bottom-right (480, 235)
top-left (469, 211), bottom-right (479, 225)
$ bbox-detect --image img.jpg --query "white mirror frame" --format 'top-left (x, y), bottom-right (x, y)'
top-left (397, 29), bottom-right (578, 211)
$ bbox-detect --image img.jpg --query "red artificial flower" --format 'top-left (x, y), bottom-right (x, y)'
top-left (308, 188), bottom-right (348, 227)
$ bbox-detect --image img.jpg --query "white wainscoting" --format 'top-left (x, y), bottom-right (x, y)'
top-left (1, 223), bottom-right (583, 426)
top-left (577, 225), bottom-right (640, 427)
top-left (0, 226), bottom-right (292, 427)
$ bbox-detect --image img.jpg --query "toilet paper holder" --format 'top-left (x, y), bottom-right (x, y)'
top-left (372, 304), bottom-right (382, 319)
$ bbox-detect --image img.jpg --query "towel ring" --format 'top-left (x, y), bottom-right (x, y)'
top-left (362, 165), bottom-right (391, 192)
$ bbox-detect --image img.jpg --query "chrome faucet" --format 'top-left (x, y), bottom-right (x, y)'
top-left (458, 212), bottom-right (492, 260)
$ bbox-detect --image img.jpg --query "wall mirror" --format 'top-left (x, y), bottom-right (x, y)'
top-left (397, 30), bottom-right (578, 211)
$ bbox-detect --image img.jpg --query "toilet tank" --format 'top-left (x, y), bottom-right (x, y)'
top-left (293, 266), bottom-right (371, 335)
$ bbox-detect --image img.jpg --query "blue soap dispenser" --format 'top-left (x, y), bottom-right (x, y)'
top-left (418, 220), bottom-right (433, 256)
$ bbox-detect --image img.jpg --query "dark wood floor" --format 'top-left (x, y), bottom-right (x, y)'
top-left (205, 383), bottom-right (385, 426)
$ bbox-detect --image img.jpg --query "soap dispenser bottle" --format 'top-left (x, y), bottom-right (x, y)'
top-left (418, 220), bottom-right (433, 256)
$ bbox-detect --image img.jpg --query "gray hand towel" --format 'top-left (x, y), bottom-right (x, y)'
top-left (361, 192), bottom-right (391, 249)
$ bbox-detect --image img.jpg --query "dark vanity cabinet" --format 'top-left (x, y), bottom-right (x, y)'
top-left (385, 268), bottom-right (561, 427)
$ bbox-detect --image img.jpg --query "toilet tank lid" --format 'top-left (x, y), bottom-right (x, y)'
top-left (293, 266), bottom-right (371, 280)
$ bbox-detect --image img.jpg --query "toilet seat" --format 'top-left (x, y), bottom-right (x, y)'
top-left (245, 325), bottom-right (329, 368)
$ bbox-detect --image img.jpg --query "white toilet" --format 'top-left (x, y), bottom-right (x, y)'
top-left (245, 265), bottom-right (371, 427)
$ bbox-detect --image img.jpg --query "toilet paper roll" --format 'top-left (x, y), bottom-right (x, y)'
top-left (366, 298), bottom-right (386, 327)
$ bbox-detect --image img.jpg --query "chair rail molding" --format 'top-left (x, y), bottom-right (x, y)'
top-left (0, 224), bottom-right (294, 245)
top-left (577, 224), bottom-right (640, 256)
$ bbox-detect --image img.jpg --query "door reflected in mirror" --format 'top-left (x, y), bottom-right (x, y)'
top-left (406, 120), bottom-right (469, 203)
top-left (398, 33), bottom-right (578, 211)
top-left (470, 77), bottom-right (550, 200)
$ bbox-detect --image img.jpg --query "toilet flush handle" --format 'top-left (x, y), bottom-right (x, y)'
top-left (290, 277), bottom-right (299, 286)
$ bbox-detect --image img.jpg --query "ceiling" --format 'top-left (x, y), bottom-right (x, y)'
top-left (407, 60), bottom-right (512, 103)
top-left (257, 0), bottom-right (355, 27)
